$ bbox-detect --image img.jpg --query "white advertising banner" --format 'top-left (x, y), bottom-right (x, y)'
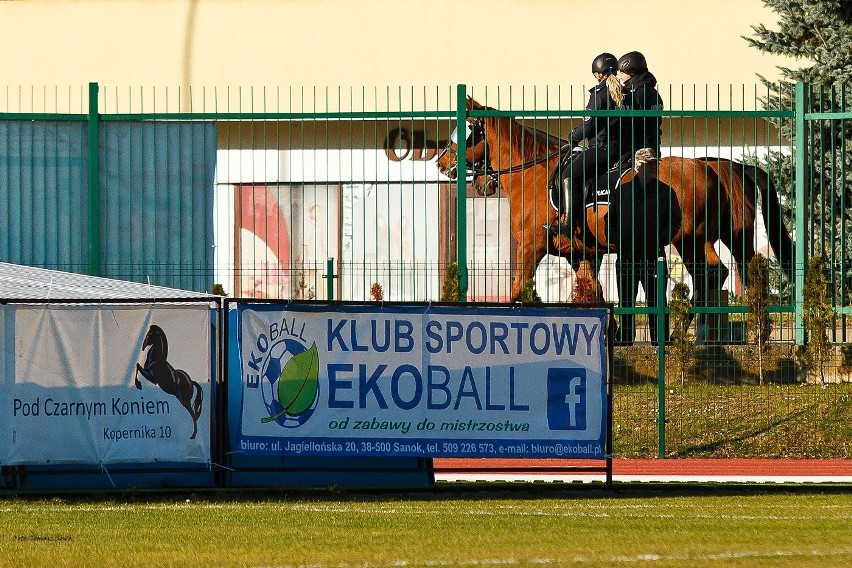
top-left (235, 303), bottom-right (609, 459)
top-left (0, 304), bottom-right (212, 465)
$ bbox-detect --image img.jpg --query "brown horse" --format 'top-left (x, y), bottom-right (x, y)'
top-left (436, 97), bottom-right (793, 309)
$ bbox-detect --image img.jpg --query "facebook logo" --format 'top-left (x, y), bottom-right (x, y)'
top-left (546, 368), bottom-right (587, 430)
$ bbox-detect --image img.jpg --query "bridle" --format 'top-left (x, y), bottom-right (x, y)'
top-left (436, 117), bottom-right (494, 181)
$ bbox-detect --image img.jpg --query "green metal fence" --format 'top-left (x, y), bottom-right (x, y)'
top-left (1, 82), bottom-right (850, 459)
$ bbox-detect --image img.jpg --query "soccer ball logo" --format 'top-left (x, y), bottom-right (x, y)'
top-left (260, 339), bottom-right (319, 428)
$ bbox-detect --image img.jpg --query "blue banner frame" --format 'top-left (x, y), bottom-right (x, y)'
top-left (228, 302), bottom-right (610, 459)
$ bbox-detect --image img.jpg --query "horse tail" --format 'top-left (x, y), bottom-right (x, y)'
top-left (716, 159), bottom-right (755, 232)
top-left (736, 162), bottom-right (794, 280)
top-left (695, 157), bottom-right (746, 226)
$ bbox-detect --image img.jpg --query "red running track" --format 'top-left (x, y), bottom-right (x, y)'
top-left (434, 458), bottom-right (852, 481)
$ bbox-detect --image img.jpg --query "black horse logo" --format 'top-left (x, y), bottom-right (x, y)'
top-left (134, 324), bottom-right (203, 439)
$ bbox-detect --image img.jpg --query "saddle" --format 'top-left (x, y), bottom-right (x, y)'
top-left (547, 151), bottom-right (632, 214)
top-left (545, 151), bottom-right (633, 242)
top-left (586, 164), bottom-right (633, 209)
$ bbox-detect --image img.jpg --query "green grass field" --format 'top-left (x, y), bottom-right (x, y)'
top-left (2, 486), bottom-right (852, 567)
top-left (614, 382), bottom-right (852, 458)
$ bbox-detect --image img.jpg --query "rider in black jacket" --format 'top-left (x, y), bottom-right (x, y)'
top-left (569, 53), bottom-right (624, 151)
top-left (612, 148), bottom-right (678, 345)
top-left (617, 51), bottom-right (664, 155)
top-left (615, 52), bottom-right (667, 345)
top-left (551, 53), bottom-right (627, 236)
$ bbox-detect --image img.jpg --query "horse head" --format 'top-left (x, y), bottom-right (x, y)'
top-left (142, 324), bottom-right (168, 359)
top-left (435, 97), bottom-right (503, 196)
top-left (436, 118), bottom-right (487, 178)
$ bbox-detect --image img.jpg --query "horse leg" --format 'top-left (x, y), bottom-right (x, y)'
top-left (693, 242), bottom-right (729, 342)
top-left (674, 239), bottom-right (701, 329)
top-left (185, 377), bottom-right (203, 440)
top-left (615, 254), bottom-right (638, 345)
top-left (175, 370), bottom-right (202, 439)
top-left (510, 254), bottom-right (544, 302)
top-left (134, 363), bottom-right (152, 390)
top-left (726, 225), bottom-right (755, 293)
top-left (185, 398), bottom-right (199, 440)
top-left (191, 381), bottom-right (203, 439)
top-left (510, 268), bottom-right (528, 302)
top-left (511, 233), bottom-right (546, 301)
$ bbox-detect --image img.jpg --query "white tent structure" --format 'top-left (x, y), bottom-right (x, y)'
top-left (0, 262), bottom-right (214, 300)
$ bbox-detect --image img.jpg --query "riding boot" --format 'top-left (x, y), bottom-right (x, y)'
top-left (547, 182), bottom-right (582, 236)
top-left (568, 183), bottom-right (586, 234)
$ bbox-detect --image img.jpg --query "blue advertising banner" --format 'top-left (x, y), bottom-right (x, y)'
top-left (234, 303), bottom-right (609, 459)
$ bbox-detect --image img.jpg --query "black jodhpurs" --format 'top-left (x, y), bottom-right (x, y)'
top-left (616, 255), bottom-right (669, 345)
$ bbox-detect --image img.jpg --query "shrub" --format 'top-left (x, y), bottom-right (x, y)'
top-left (668, 281), bottom-right (695, 386)
top-left (519, 278), bottom-right (542, 304)
top-left (369, 282), bottom-right (383, 302)
top-left (572, 260), bottom-right (602, 303)
top-left (441, 263), bottom-right (461, 302)
top-left (746, 253), bottom-right (772, 384)
top-left (802, 254), bottom-right (834, 385)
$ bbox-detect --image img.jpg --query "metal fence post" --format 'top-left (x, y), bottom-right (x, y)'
top-left (325, 258), bottom-right (336, 301)
top-left (87, 82), bottom-right (101, 276)
top-left (794, 82), bottom-right (807, 346)
top-left (656, 256), bottom-right (666, 458)
top-left (456, 84), bottom-right (468, 302)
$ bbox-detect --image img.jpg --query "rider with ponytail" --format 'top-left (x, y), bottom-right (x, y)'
top-left (553, 52), bottom-right (628, 235)
top-left (568, 52), bottom-right (625, 149)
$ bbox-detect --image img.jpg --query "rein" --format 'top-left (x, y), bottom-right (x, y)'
top-left (479, 148), bottom-right (562, 175)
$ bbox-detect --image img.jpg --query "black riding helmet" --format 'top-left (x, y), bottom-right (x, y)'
top-left (592, 52), bottom-right (618, 75)
top-left (617, 51), bottom-right (648, 75)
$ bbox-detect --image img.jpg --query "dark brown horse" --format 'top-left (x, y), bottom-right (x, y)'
top-left (135, 324), bottom-right (204, 439)
top-left (436, 97), bottom-right (793, 308)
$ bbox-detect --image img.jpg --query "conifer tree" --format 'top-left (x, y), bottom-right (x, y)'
top-left (745, 1), bottom-right (852, 296)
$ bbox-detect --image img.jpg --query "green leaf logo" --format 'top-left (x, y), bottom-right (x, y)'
top-left (261, 342), bottom-right (319, 423)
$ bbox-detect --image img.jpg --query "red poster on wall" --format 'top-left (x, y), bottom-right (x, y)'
top-left (237, 185), bottom-right (291, 298)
